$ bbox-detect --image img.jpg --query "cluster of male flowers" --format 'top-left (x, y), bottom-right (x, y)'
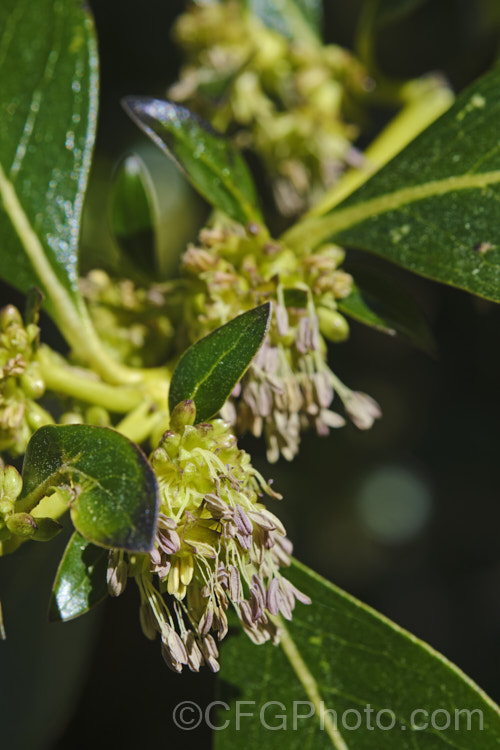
top-left (169, 0), bottom-right (371, 215)
top-left (108, 399), bottom-right (311, 672)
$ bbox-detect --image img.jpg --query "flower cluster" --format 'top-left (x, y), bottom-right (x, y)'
top-left (178, 223), bottom-right (381, 461)
top-left (0, 306), bottom-right (50, 455)
top-left (108, 401), bottom-right (309, 672)
top-left (0, 461), bottom-right (23, 543)
top-left (80, 270), bottom-right (174, 368)
top-left (169, 0), bottom-right (370, 214)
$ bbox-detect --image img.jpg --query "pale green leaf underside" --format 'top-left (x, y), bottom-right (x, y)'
top-left (217, 559), bottom-right (500, 749)
top-left (0, 0), bottom-right (97, 315)
top-left (286, 68), bottom-right (500, 303)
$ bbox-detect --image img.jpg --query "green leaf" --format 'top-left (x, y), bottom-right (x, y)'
top-left (338, 268), bottom-right (435, 353)
top-left (246, 0), bottom-right (322, 42)
top-left (217, 558), bottom-right (500, 749)
top-left (49, 531), bottom-right (108, 622)
top-left (20, 425), bottom-right (159, 552)
top-left (285, 68), bottom-right (500, 303)
top-left (0, 0), bottom-right (97, 321)
top-left (122, 97), bottom-right (262, 226)
top-left (169, 303), bottom-right (271, 423)
top-left (109, 153), bottom-right (158, 277)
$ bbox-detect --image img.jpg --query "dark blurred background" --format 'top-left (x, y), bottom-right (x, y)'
top-left (2, 1), bottom-right (500, 747)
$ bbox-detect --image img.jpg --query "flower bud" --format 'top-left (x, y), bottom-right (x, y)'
top-left (85, 406), bottom-right (111, 426)
top-left (317, 307), bottom-right (349, 342)
top-left (170, 399), bottom-right (197, 433)
top-left (3, 465), bottom-right (22, 501)
top-left (20, 362), bottom-right (45, 399)
top-left (0, 305), bottom-right (23, 330)
top-left (0, 499), bottom-right (14, 516)
top-left (6, 512), bottom-right (37, 538)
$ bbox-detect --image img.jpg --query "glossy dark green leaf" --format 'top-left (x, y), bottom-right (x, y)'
top-left (169, 303), bottom-right (271, 423)
top-left (0, 0), bottom-right (97, 320)
top-left (20, 425), bottom-right (159, 552)
top-left (338, 268), bottom-right (435, 353)
top-left (109, 153), bottom-right (158, 276)
top-left (49, 531), bottom-right (108, 622)
top-left (285, 68), bottom-right (500, 303)
top-left (122, 97), bottom-right (262, 226)
top-left (217, 558), bottom-right (500, 749)
top-left (246, 0), bottom-right (322, 41)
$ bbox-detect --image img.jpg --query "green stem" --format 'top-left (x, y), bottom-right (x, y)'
top-left (296, 76), bottom-right (453, 224)
top-left (115, 401), bottom-right (168, 444)
top-left (38, 346), bottom-right (144, 413)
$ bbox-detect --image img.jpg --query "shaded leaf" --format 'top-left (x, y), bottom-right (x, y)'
top-left (20, 425), bottom-right (159, 552)
top-left (363, 0), bottom-right (430, 28)
top-left (285, 68), bottom-right (500, 303)
top-left (0, 530), bottom-right (101, 750)
top-left (49, 531), bottom-right (108, 622)
top-left (169, 303), bottom-right (271, 423)
top-left (246, 0), bottom-right (322, 41)
top-left (338, 267), bottom-right (435, 353)
top-left (109, 153), bottom-right (158, 276)
top-left (217, 558), bottom-right (500, 749)
top-left (123, 97), bottom-right (262, 225)
top-left (0, 0), bottom-right (97, 320)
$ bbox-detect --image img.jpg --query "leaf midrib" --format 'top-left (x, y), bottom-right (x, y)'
top-left (284, 169), bottom-right (500, 250)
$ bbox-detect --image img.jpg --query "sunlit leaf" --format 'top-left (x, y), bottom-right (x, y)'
top-left (285, 68), bottom-right (500, 303)
top-left (169, 303), bottom-right (271, 423)
top-left (123, 97), bottom-right (262, 226)
top-left (217, 558), bottom-right (500, 749)
top-left (20, 425), bottom-right (159, 552)
top-left (0, 0), bottom-right (97, 321)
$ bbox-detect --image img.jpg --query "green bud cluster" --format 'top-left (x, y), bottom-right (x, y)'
top-left (80, 270), bottom-right (174, 368)
top-left (170, 0), bottom-right (370, 214)
top-left (110, 400), bottom-right (309, 672)
top-left (0, 305), bottom-right (49, 455)
top-left (180, 225), bottom-right (352, 344)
